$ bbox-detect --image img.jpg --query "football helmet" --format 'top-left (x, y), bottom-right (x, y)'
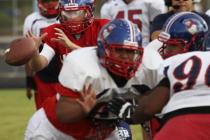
top-left (158, 12), bottom-right (208, 58)
top-left (97, 19), bottom-right (143, 79)
top-left (59, 0), bottom-right (95, 34)
top-left (37, 0), bottom-right (59, 18)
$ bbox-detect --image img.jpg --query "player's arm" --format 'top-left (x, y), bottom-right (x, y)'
top-left (51, 28), bottom-right (80, 50)
top-left (25, 62), bottom-right (36, 99)
top-left (56, 85), bottom-right (96, 123)
top-left (131, 77), bottom-right (170, 124)
top-left (29, 50), bottom-right (49, 72)
top-left (25, 31), bottom-right (51, 72)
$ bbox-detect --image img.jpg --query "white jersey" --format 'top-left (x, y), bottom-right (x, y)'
top-left (159, 51), bottom-right (210, 115)
top-left (23, 12), bottom-right (58, 36)
top-left (206, 9), bottom-right (210, 17)
top-left (59, 47), bottom-right (163, 104)
top-left (146, 39), bottom-right (163, 51)
top-left (100, 0), bottom-right (166, 47)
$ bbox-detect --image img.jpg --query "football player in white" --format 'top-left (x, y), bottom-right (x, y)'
top-left (100, 0), bottom-right (166, 47)
top-left (24, 19), bottom-right (163, 140)
top-left (23, 0), bottom-right (59, 109)
top-left (121, 12), bottom-right (210, 140)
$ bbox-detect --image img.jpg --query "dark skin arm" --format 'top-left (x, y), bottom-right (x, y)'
top-left (56, 85), bottom-right (96, 123)
top-left (131, 78), bottom-right (170, 124)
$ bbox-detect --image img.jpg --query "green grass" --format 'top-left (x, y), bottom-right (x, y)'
top-left (0, 89), bottom-right (143, 140)
top-left (0, 89), bottom-right (35, 140)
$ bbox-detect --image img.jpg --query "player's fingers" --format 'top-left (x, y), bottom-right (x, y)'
top-left (55, 33), bottom-right (64, 37)
top-left (51, 38), bottom-right (61, 43)
top-left (40, 32), bottom-right (48, 40)
top-left (27, 30), bottom-right (32, 37)
top-left (54, 28), bottom-right (64, 34)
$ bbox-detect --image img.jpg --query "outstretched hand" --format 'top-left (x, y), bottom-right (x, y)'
top-left (25, 30), bottom-right (48, 50)
top-left (51, 28), bottom-right (80, 50)
top-left (76, 85), bottom-right (97, 115)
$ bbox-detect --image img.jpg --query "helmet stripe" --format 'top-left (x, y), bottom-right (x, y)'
top-left (165, 12), bottom-right (192, 32)
top-left (127, 19), bottom-right (134, 42)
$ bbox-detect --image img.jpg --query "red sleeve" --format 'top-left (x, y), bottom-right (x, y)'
top-left (57, 83), bottom-right (81, 98)
top-left (42, 24), bottom-right (61, 50)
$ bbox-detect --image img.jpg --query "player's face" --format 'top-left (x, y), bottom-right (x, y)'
top-left (61, 10), bottom-right (87, 22)
top-left (163, 39), bottom-right (186, 57)
top-left (172, 0), bottom-right (193, 12)
top-left (111, 45), bottom-right (141, 62)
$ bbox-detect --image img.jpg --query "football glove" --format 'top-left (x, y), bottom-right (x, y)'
top-left (107, 97), bottom-right (136, 122)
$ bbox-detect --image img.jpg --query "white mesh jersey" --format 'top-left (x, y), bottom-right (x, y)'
top-left (100, 0), bottom-right (166, 47)
top-left (59, 47), bottom-right (163, 104)
top-left (206, 9), bottom-right (210, 17)
top-left (159, 51), bottom-right (210, 115)
top-left (23, 12), bottom-right (58, 37)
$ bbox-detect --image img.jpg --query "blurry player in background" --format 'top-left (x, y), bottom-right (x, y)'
top-left (100, 0), bottom-right (166, 47)
top-left (121, 12), bottom-right (209, 140)
top-left (24, 19), bottom-right (163, 140)
top-left (23, 0), bottom-right (59, 109)
top-left (27, 0), bottom-right (109, 72)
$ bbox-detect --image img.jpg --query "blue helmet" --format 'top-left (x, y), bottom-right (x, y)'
top-left (59, 0), bottom-right (95, 34)
top-left (97, 19), bottom-right (143, 79)
top-left (158, 12), bottom-right (208, 58)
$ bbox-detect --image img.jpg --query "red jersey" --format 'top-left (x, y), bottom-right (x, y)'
top-left (43, 18), bottom-right (109, 67)
top-left (43, 84), bottom-right (114, 140)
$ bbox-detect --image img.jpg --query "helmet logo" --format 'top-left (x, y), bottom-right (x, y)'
top-left (103, 24), bottom-right (116, 39)
top-left (184, 20), bottom-right (198, 35)
top-left (64, 0), bottom-right (78, 7)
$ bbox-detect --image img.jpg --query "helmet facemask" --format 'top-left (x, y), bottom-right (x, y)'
top-left (59, 2), bottom-right (94, 34)
top-left (158, 32), bottom-right (205, 59)
top-left (102, 44), bottom-right (143, 79)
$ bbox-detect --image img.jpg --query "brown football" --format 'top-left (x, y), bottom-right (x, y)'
top-left (4, 37), bottom-right (37, 66)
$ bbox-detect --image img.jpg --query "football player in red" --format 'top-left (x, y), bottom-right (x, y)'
top-left (24, 0), bottom-right (109, 109)
top-left (27, 0), bottom-right (109, 74)
top-left (23, 0), bottom-right (59, 109)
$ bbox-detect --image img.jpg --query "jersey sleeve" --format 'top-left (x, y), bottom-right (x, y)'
top-left (42, 24), bottom-right (60, 50)
top-left (137, 48), bottom-right (164, 87)
top-left (58, 47), bottom-right (100, 92)
top-left (23, 14), bottom-right (33, 36)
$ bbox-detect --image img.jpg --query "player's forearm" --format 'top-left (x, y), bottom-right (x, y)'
top-left (131, 86), bottom-right (170, 124)
top-left (29, 52), bottom-right (48, 72)
top-left (56, 97), bottom-right (88, 123)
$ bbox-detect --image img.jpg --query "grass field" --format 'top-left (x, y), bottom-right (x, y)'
top-left (0, 89), bottom-right (143, 140)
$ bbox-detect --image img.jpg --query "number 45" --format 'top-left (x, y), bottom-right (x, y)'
top-left (116, 10), bottom-right (142, 31)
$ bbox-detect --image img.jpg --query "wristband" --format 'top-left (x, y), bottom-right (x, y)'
top-left (26, 76), bottom-right (36, 89)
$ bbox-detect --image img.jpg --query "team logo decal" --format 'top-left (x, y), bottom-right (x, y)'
top-left (103, 24), bottom-right (116, 39)
top-left (184, 19), bottom-right (198, 35)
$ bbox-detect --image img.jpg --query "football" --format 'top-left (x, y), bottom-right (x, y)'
top-left (4, 37), bottom-right (37, 66)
